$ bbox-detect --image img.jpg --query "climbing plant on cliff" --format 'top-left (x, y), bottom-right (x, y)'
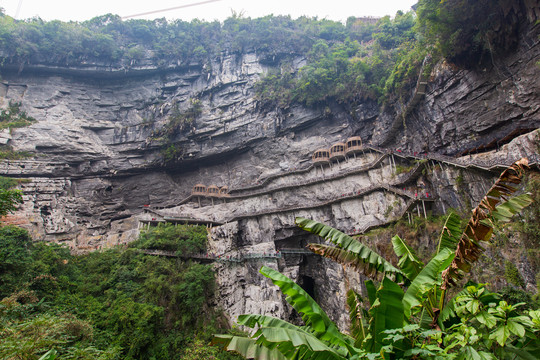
top-left (152, 98), bottom-right (203, 163)
top-left (0, 101), bottom-right (36, 130)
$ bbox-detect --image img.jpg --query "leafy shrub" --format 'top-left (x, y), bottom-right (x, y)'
top-left (0, 101), bottom-right (36, 130)
top-left (133, 224), bottom-right (208, 256)
top-left (0, 222), bottom-right (232, 359)
top-left (0, 225), bottom-right (32, 297)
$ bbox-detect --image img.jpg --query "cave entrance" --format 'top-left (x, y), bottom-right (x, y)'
top-left (301, 275), bottom-right (316, 299)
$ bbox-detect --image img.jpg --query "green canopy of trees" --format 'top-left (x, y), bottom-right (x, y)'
top-left (1, 0), bottom-right (528, 109)
top-left (0, 224), bottom-right (240, 359)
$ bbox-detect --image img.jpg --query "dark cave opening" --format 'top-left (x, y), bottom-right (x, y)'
top-left (301, 275), bottom-right (316, 300)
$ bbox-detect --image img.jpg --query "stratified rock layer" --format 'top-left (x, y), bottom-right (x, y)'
top-left (1, 17), bottom-right (539, 329)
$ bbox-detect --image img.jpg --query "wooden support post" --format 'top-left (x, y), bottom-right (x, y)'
top-left (422, 200), bottom-right (427, 218)
top-left (417, 204), bottom-right (421, 216)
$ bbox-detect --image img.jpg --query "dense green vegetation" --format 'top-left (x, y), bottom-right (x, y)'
top-left (0, 11), bottom-right (351, 68)
top-left (131, 223), bottom-right (207, 256)
top-left (257, 11), bottom-right (423, 107)
top-left (1, 0), bottom-right (528, 111)
top-left (0, 175), bottom-right (23, 217)
top-left (0, 224), bottom-right (241, 359)
top-left (254, 0), bottom-right (526, 108)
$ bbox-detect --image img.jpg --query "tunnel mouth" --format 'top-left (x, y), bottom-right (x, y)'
top-left (301, 275), bottom-right (316, 299)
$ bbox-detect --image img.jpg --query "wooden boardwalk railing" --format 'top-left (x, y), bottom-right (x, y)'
top-left (139, 248), bottom-right (317, 263)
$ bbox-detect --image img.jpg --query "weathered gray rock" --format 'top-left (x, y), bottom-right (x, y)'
top-left (0, 22), bottom-right (538, 330)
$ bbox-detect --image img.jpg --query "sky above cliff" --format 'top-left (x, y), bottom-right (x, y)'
top-left (2, 0), bottom-right (417, 22)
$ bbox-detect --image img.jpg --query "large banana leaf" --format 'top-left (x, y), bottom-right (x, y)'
top-left (259, 266), bottom-right (358, 354)
top-left (391, 235), bottom-right (424, 282)
top-left (213, 334), bottom-right (287, 360)
top-left (489, 193), bottom-right (533, 222)
top-left (436, 212), bottom-right (462, 254)
top-left (441, 158), bottom-right (531, 289)
top-left (296, 217), bottom-right (404, 282)
top-left (254, 327), bottom-right (348, 359)
top-left (363, 277), bottom-right (405, 353)
top-left (365, 280), bottom-right (377, 306)
top-left (238, 314), bottom-right (311, 331)
top-left (214, 313), bottom-right (349, 360)
top-left (402, 248), bottom-right (455, 320)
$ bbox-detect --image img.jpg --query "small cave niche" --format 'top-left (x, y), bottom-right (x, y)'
top-left (105, 185), bottom-right (113, 193)
top-left (301, 275), bottom-right (316, 300)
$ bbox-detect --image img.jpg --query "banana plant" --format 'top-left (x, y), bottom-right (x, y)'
top-left (215, 159), bottom-right (533, 359)
top-left (213, 266), bottom-right (362, 359)
top-left (297, 158), bottom-right (532, 327)
top-left (441, 158), bottom-right (530, 289)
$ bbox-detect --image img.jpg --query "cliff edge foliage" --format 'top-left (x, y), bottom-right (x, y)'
top-left (0, 0), bottom-right (533, 109)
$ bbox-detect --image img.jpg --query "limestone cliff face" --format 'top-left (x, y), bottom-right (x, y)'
top-left (373, 16), bottom-right (540, 155)
top-left (0, 51), bottom-right (381, 247)
top-left (2, 38), bottom-right (538, 246)
top-left (1, 18), bottom-right (539, 330)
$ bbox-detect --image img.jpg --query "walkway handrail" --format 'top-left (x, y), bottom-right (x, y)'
top-left (159, 141), bottom-right (536, 211)
top-left (224, 180), bottom-right (434, 223)
top-left (139, 248), bottom-right (286, 262)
